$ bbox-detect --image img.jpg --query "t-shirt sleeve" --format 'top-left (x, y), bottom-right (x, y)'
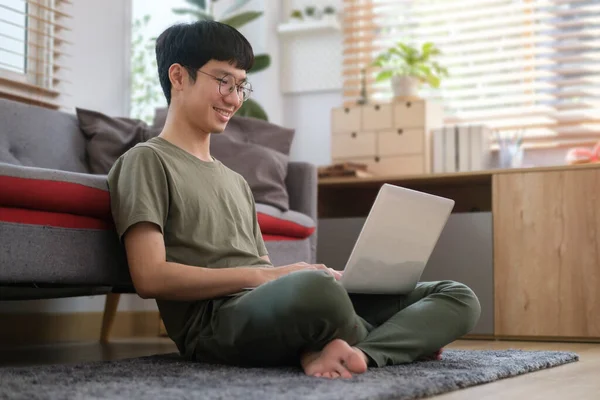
top-left (107, 146), bottom-right (169, 242)
top-left (242, 180), bottom-right (269, 258)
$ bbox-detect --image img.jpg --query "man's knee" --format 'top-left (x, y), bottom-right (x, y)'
top-left (282, 270), bottom-right (354, 325)
top-left (438, 280), bottom-right (481, 332)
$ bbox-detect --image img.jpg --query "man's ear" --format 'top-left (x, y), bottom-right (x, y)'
top-left (168, 64), bottom-right (187, 92)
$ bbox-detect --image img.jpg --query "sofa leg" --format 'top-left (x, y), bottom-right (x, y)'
top-left (100, 293), bottom-right (121, 343)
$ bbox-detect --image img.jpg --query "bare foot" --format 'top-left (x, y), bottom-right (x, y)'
top-left (301, 339), bottom-right (368, 379)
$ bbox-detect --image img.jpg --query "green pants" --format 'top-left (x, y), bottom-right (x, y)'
top-left (193, 270), bottom-right (481, 367)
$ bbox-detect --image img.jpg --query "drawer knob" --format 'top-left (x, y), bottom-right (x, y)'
top-left (344, 107), bottom-right (350, 113)
top-left (374, 105), bottom-right (380, 111)
top-left (374, 156), bottom-right (380, 162)
top-left (397, 129), bottom-right (403, 135)
top-left (351, 132), bottom-right (357, 138)
top-left (406, 102), bottom-right (412, 108)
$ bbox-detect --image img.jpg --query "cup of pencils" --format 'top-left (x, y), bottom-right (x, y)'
top-left (496, 130), bottom-right (524, 169)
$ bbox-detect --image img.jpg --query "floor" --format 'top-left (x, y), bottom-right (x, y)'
top-left (0, 338), bottom-right (598, 399)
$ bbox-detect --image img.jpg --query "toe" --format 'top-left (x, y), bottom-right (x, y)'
top-left (338, 368), bottom-right (352, 379)
top-left (330, 371), bottom-right (340, 379)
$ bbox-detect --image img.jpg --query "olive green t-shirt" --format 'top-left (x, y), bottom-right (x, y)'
top-left (107, 136), bottom-right (270, 357)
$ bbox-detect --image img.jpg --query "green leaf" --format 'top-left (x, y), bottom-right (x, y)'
top-left (183, 0), bottom-right (207, 10)
top-left (221, 0), bottom-right (252, 18)
top-left (172, 7), bottom-right (213, 20)
top-left (236, 98), bottom-right (268, 121)
top-left (219, 11), bottom-right (262, 29)
top-left (249, 54), bottom-right (270, 73)
top-left (375, 70), bottom-right (394, 82)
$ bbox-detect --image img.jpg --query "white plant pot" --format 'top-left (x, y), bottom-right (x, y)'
top-left (391, 75), bottom-right (420, 97)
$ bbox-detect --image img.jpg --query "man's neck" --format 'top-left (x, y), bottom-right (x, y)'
top-left (159, 110), bottom-right (212, 162)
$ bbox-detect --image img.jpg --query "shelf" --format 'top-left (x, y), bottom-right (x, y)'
top-left (277, 19), bottom-right (341, 36)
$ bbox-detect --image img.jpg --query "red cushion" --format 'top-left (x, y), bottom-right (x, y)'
top-left (0, 207), bottom-right (112, 230)
top-left (262, 234), bottom-right (298, 241)
top-left (0, 176), bottom-right (312, 240)
top-left (0, 175), bottom-right (111, 220)
top-left (257, 213), bottom-right (315, 239)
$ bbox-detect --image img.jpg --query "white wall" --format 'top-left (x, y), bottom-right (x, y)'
top-left (279, 0), bottom-right (344, 166)
top-left (284, 90), bottom-right (341, 166)
top-left (60, 0), bottom-right (132, 116)
top-left (0, 0), bottom-right (156, 314)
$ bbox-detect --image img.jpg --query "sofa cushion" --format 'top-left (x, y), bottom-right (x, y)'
top-left (76, 108), bottom-right (160, 174)
top-left (0, 162), bottom-right (111, 220)
top-left (0, 98), bottom-right (89, 173)
top-left (211, 134), bottom-right (290, 210)
top-left (223, 116), bottom-right (295, 156)
top-left (256, 203), bottom-right (316, 239)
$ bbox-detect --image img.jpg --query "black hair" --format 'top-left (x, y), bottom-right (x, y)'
top-left (155, 20), bottom-right (255, 105)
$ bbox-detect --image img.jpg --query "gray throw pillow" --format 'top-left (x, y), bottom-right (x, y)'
top-left (211, 133), bottom-right (290, 211)
top-left (76, 108), bottom-right (160, 174)
top-left (223, 116), bottom-right (295, 156)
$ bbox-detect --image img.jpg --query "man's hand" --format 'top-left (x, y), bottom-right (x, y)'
top-left (264, 262), bottom-right (342, 282)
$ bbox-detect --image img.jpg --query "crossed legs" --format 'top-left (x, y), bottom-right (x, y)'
top-left (193, 270), bottom-right (481, 378)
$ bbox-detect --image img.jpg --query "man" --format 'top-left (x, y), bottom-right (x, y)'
top-left (108, 21), bottom-right (481, 379)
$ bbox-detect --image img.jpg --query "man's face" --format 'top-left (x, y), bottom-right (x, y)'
top-left (180, 60), bottom-right (248, 134)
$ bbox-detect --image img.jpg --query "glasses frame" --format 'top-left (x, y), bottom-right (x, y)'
top-left (196, 69), bottom-right (253, 102)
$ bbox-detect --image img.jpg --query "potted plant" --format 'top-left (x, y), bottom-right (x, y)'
top-left (289, 9), bottom-right (303, 23)
top-left (304, 6), bottom-right (319, 20)
top-left (323, 6), bottom-right (336, 22)
top-left (371, 42), bottom-right (448, 98)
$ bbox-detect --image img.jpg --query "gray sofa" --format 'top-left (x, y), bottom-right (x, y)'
top-left (0, 98), bottom-right (317, 300)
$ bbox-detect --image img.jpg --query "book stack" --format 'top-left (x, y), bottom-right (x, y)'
top-left (318, 162), bottom-right (373, 179)
top-left (431, 125), bottom-right (492, 173)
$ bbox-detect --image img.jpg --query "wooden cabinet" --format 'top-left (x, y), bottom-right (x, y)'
top-left (330, 100), bottom-right (444, 176)
top-left (493, 169), bottom-right (600, 338)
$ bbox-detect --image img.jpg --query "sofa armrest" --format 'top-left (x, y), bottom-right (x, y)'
top-left (0, 161), bottom-right (111, 220)
top-left (0, 162), bottom-right (108, 190)
top-left (285, 162), bottom-right (317, 220)
top-left (285, 161), bottom-right (318, 262)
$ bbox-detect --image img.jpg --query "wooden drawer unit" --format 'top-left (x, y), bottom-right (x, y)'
top-left (331, 131), bottom-right (376, 159)
top-left (394, 100), bottom-right (426, 128)
top-left (378, 128), bottom-right (424, 156)
top-left (361, 103), bottom-right (393, 131)
top-left (330, 100), bottom-right (443, 177)
top-left (332, 106), bottom-right (361, 133)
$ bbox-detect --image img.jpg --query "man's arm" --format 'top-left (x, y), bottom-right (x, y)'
top-left (125, 222), bottom-right (277, 300)
top-left (124, 222), bottom-right (332, 301)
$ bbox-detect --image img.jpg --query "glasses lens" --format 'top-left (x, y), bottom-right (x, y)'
top-left (240, 82), bottom-right (252, 102)
top-left (218, 74), bottom-right (252, 102)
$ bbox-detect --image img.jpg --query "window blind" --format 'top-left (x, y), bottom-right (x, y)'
top-left (342, 0), bottom-right (600, 148)
top-left (0, 0), bottom-right (72, 109)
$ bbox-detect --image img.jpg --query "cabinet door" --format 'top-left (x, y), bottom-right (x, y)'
top-left (332, 106), bottom-right (361, 133)
top-left (361, 104), bottom-right (393, 131)
top-left (493, 169), bottom-right (600, 338)
top-left (378, 128), bottom-right (424, 156)
top-left (331, 131), bottom-right (376, 159)
top-left (394, 100), bottom-right (425, 128)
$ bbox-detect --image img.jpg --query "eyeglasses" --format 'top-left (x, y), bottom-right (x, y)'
top-left (196, 69), bottom-right (253, 102)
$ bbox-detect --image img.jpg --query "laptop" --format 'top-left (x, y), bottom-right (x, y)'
top-left (339, 183), bottom-right (455, 295)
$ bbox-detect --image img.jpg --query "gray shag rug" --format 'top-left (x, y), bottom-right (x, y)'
top-left (0, 349), bottom-right (578, 400)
